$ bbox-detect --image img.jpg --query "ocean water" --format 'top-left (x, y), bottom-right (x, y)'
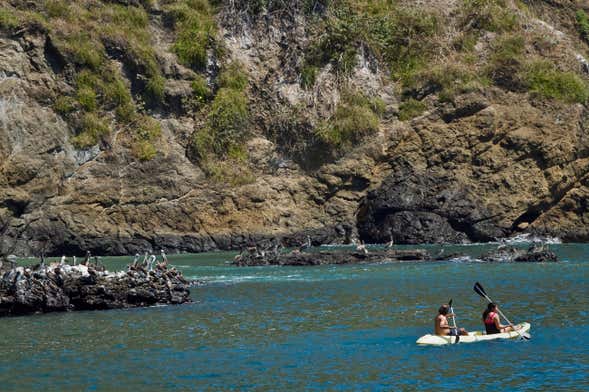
top-left (0, 244), bottom-right (588, 391)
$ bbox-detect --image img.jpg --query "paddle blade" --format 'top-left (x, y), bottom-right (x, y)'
top-left (449, 299), bottom-right (453, 308)
top-left (473, 282), bottom-right (487, 298)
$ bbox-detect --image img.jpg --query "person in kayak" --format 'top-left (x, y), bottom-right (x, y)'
top-left (435, 304), bottom-right (468, 336)
top-left (483, 303), bottom-right (515, 334)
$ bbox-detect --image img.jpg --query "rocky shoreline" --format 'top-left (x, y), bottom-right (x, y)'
top-left (0, 258), bottom-right (193, 317)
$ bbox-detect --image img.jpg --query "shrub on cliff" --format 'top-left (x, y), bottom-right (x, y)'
top-left (132, 115), bottom-right (162, 161)
top-left (218, 62), bottom-right (249, 91)
top-left (0, 8), bottom-right (21, 31)
top-left (205, 88), bottom-right (249, 155)
top-left (461, 0), bottom-right (519, 33)
top-left (576, 10), bottom-right (589, 43)
top-left (487, 34), bottom-right (526, 90)
top-left (166, 0), bottom-right (217, 70)
top-left (192, 62), bottom-right (250, 161)
top-left (190, 61), bottom-right (253, 184)
top-left (315, 90), bottom-right (383, 150)
top-left (398, 99), bottom-right (427, 121)
top-left (73, 113), bottom-right (110, 148)
top-left (409, 64), bottom-right (489, 103)
top-left (302, 1), bottom-right (439, 84)
top-left (523, 61), bottom-right (589, 104)
top-left (191, 75), bottom-right (212, 104)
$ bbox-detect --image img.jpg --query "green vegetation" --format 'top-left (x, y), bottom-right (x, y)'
top-left (5, 0), bottom-right (171, 159)
top-left (486, 34), bottom-right (525, 88)
top-left (304, 11), bottom-right (360, 75)
top-left (483, 33), bottom-right (589, 103)
top-left (489, 35), bottom-right (525, 67)
top-left (164, 0), bottom-right (217, 70)
top-left (190, 61), bottom-right (252, 184)
top-left (53, 96), bottom-right (77, 115)
top-left (302, 1), bottom-right (439, 84)
top-left (60, 33), bottom-right (105, 70)
top-left (206, 88), bottom-right (249, 154)
top-left (453, 32), bottom-right (479, 53)
top-left (218, 62), bottom-right (248, 90)
top-left (576, 10), bottom-right (589, 43)
top-left (191, 75), bottom-right (212, 104)
top-left (72, 113), bottom-right (110, 148)
top-left (300, 66), bottom-right (318, 89)
top-left (523, 61), bottom-right (589, 104)
top-left (398, 99), bottom-right (427, 121)
top-left (461, 0), bottom-right (519, 33)
top-left (0, 8), bottom-right (21, 30)
top-left (412, 64), bottom-right (490, 103)
top-left (192, 62), bottom-right (249, 160)
top-left (315, 90), bottom-right (383, 150)
top-left (132, 115), bottom-right (162, 161)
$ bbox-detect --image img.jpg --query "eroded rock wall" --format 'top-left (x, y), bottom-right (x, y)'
top-left (1, 1), bottom-right (589, 256)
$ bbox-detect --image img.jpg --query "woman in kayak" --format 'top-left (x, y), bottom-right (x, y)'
top-left (483, 303), bottom-right (515, 334)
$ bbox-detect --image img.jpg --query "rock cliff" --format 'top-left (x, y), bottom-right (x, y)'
top-left (1, 0), bottom-right (589, 256)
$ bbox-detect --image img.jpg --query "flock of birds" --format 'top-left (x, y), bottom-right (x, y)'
top-left (3, 249), bottom-right (171, 275)
top-left (129, 250), bottom-right (169, 272)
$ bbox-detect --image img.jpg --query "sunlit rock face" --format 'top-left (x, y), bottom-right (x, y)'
top-left (1, 0), bottom-right (589, 256)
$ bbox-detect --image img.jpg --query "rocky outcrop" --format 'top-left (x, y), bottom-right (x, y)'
top-left (0, 262), bottom-right (192, 316)
top-left (232, 248), bottom-right (437, 266)
top-left (358, 92), bottom-right (589, 244)
top-left (481, 245), bottom-right (558, 263)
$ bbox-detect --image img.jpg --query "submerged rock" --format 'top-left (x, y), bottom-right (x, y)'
top-left (0, 262), bottom-right (193, 317)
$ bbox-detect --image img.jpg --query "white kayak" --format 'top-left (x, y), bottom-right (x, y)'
top-left (416, 322), bottom-right (531, 346)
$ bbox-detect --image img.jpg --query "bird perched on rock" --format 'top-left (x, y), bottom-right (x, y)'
top-left (129, 253), bottom-right (140, 270)
top-left (7, 254), bottom-right (18, 270)
top-left (299, 236), bottom-right (312, 252)
top-left (40, 253), bottom-right (46, 271)
top-left (141, 252), bottom-right (149, 268)
top-left (385, 234), bottom-right (394, 249)
top-left (147, 255), bottom-right (157, 271)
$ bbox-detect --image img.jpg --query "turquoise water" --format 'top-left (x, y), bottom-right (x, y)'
top-left (1, 244), bottom-right (588, 391)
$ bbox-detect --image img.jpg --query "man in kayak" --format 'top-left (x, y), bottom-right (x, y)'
top-left (483, 303), bottom-right (515, 334)
top-left (435, 304), bottom-right (468, 336)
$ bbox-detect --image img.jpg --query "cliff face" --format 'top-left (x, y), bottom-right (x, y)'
top-left (1, 0), bottom-right (589, 256)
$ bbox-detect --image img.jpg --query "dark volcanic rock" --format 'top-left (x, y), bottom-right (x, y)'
top-left (481, 245), bottom-right (558, 263)
top-left (357, 163), bottom-right (504, 244)
top-left (0, 263), bottom-right (192, 317)
top-left (233, 248), bottom-right (443, 266)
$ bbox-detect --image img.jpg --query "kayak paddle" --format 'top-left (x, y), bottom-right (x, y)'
top-left (473, 282), bottom-right (530, 340)
top-left (449, 298), bottom-right (460, 344)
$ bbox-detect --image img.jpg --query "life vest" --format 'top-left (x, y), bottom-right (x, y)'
top-left (485, 311), bottom-right (500, 334)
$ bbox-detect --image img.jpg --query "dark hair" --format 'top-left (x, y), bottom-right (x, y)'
top-left (438, 305), bottom-right (449, 315)
top-left (482, 302), bottom-right (497, 321)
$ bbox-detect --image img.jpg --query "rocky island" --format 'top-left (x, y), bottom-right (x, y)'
top-left (0, 256), bottom-right (192, 317)
top-left (231, 241), bottom-right (559, 266)
top-left (232, 247), bottom-right (435, 266)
